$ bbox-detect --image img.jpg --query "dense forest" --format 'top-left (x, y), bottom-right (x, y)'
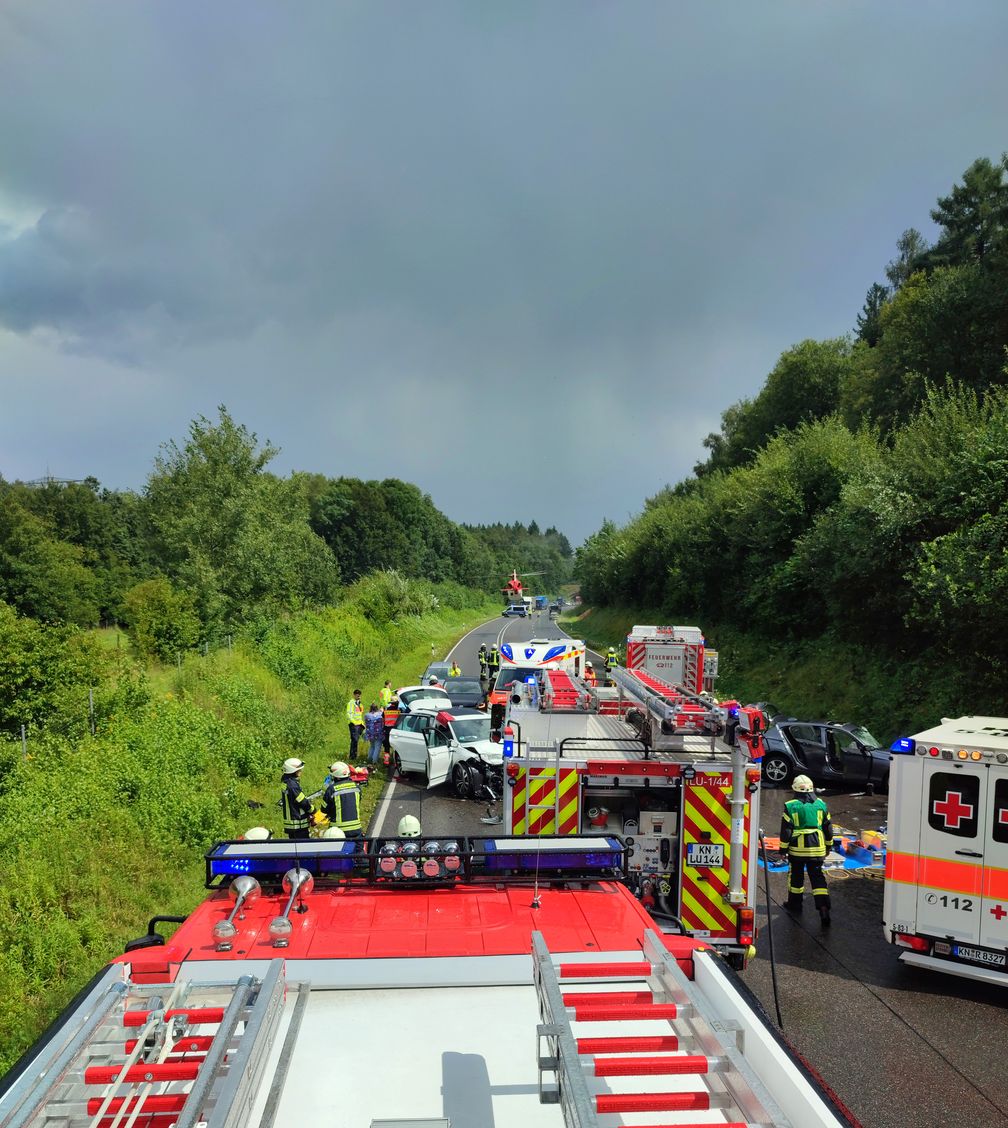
top-left (575, 155), bottom-right (1008, 699)
top-left (0, 411), bottom-right (572, 667)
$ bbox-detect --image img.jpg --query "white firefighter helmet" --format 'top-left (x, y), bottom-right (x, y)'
top-left (792, 774), bottom-right (815, 793)
top-left (282, 757), bottom-right (305, 774)
top-left (244, 826), bottom-right (271, 840)
top-left (321, 826), bottom-right (346, 839)
top-left (398, 814), bottom-right (421, 838)
top-left (329, 761), bottom-right (351, 779)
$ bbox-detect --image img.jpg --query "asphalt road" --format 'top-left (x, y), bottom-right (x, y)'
top-left (368, 613), bottom-right (1008, 1128)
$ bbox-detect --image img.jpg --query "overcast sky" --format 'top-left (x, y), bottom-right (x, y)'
top-left (1, 2), bottom-right (1006, 544)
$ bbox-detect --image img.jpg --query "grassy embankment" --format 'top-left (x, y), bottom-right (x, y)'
top-left (0, 580), bottom-right (498, 1073)
top-left (562, 605), bottom-right (964, 743)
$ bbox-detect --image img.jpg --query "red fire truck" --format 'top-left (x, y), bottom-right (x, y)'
top-left (500, 662), bottom-right (765, 968)
top-left (0, 835), bottom-right (857, 1127)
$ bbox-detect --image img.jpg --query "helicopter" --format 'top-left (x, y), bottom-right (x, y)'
top-left (501, 568), bottom-right (546, 604)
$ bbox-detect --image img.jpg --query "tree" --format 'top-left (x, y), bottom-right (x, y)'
top-left (145, 408), bottom-right (339, 629)
top-left (885, 228), bottom-right (930, 290)
top-left (121, 578), bottom-right (201, 662)
top-left (856, 282), bottom-right (889, 346)
top-left (929, 155), bottom-right (1008, 266)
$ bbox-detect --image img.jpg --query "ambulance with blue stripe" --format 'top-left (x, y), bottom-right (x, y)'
top-left (884, 716), bottom-right (1008, 983)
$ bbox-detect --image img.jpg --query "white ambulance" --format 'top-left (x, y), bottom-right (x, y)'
top-left (883, 715), bottom-right (1008, 984)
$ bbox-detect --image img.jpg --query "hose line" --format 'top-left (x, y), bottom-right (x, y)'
top-left (759, 829), bottom-right (784, 1028)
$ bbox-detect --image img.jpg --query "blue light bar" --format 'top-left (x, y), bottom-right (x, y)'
top-left (890, 736), bottom-right (915, 755)
top-left (482, 837), bottom-right (623, 874)
top-left (206, 841), bottom-right (356, 883)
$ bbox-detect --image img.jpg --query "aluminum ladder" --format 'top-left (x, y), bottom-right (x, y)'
top-left (532, 931), bottom-right (792, 1128)
top-left (0, 961), bottom-right (285, 1128)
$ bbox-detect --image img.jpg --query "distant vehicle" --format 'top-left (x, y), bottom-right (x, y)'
top-left (502, 604), bottom-right (527, 618)
top-left (440, 676), bottom-right (487, 709)
top-left (534, 595), bottom-right (548, 610)
top-left (395, 684), bottom-right (452, 713)
top-left (549, 599), bottom-right (563, 615)
top-left (389, 706), bottom-right (502, 799)
top-left (761, 719), bottom-right (891, 790)
top-left (421, 661), bottom-right (452, 684)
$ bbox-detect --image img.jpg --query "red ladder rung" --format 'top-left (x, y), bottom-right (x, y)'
top-left (563, 990), bottom-right (653, 1007)
top-left (123, 1006), bottom-right (224, 1028)
top-left (596, 1091), bottom-right (710, 1113)
top-left (85, 1062), bottom-right (202, 1084)
top-left (558, 961), bottom-right (652, 978)
top-left (87, 1094), bottom-right (188, 1115)
top-left (573, 1003), bottom-right (679, 1021)
top-left (593, 1053), bottom-right (711, 1076)
top-left (125, 1035), bottom-right (214, 1053)
top-left (577, 1035), bottom-right (680, 1054)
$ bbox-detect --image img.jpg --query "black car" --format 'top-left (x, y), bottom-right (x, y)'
top-left (761, 720), bottom-right (891, 791)
top-left (441, 676), bottom-right (487, 709)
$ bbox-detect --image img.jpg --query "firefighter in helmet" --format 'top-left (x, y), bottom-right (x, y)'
top-left (604, 646), bottom-right (618, 674)
top-left (488, 645), bottom-right (500, 679)
top-left (323, 762), bottom-right (363, 839)
top-left (781, 774), bottom-right (833, 927)
top-left (584, 662), bottom-right (597, 688)
top-left (279, 758), bottom-right (314, 840)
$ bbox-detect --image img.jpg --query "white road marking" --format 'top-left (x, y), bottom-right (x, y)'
top-left (445, 615), bottom-right (504, 661)
top-left (370, 776), bottom-right (398, 837)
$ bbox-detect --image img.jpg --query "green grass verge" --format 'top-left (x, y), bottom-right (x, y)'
top-left (0, 590), bottom-right (498, 1073)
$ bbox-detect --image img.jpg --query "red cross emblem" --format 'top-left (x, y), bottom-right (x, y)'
top-left (991, 904), bottom-right (1008, 922)
top-left (932, 791), bottom-right (974, 829)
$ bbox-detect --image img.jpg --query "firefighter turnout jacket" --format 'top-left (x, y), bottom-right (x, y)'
top-left (780, 795), bottom-right (833, 857)
top-left (280, 773), bottom-right (313, 835)
top-left (324, 779), bottom-right (363, 835)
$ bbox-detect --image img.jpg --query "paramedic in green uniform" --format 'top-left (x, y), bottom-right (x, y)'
top-left (781, 774), bottom-right (833, 927)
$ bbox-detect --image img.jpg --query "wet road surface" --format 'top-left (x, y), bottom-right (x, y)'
top-left (371, 615), bottom-right (1008, 1127)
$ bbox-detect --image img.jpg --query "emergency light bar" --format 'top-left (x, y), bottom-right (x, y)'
top-left (206, 840), bottom-right (355, 885)
top-left (206, 836), bottom-right (629, 889)
top-left (890, 737), bottom-right (915, 754)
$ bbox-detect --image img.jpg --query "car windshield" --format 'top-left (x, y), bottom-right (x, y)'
top-left (444, 677), bottom-right (484, 699)
top-left (845, 725), bottom-right (882, 749)
top-left (494, 668), bottom-right (541, 692)
top-left (450, 715), bottom-right (492, 742)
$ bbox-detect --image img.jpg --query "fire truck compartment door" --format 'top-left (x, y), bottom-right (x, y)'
top-left (979, 766), bottom-right (1008, 949)
top-left (915, 762), bottom-right (985, 944)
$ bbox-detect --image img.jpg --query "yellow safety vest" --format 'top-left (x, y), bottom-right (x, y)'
top-left (346, 698), bottom-right (363, 724)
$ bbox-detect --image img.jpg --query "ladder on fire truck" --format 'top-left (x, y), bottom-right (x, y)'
top-left (533, 930), bottom-right (792, 1128)
top-left (0, 961), bottom-right (287, 1128)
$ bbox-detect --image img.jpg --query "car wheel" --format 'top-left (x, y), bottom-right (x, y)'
top-left (762, 755), bottom-right (792, 787)
top-left (453, 762), bottom-right (475, 800)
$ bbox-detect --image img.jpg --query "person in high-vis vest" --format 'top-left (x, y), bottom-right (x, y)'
top-left (488, 646), bottom-right (500, 679)
top-left (478, 644), bottom-right (489, 678)
top-left (346, 689), bottom-right (364, 761)
top-left (781, 774), bottom-right (833, 927)
top-left (584, 662), bottom-right (597, 687)
top-left (604, 646), bottom-right (618, 674)
top-left (379, 680), bottom-right (393, 709)
top-left (382, 695), bottom-right (400, 758)
top-left (279, 757), bottom-right (314, 840)
top-left (448, 660), bottom-right (462, 677)
top-left (323, 762), bottom-right (363, 839)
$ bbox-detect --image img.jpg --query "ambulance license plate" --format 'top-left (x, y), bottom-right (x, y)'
top-left (952, 944), bottom-right (1006, 968)
top-left (687, 843), bottom-right (724, 867)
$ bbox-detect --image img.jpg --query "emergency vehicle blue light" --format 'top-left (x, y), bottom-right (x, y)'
top-left (890, 737), bottom-right (916, 755)
top-left (542, 644), bottom-right (566, 662)
top-left (503, 738), bottom-right (514, 758)
top-left (728, 706), bottom-right (739, 716)
top-left (525, 676), bottom-right (536, 684)
top-left (501, 643), bottom-right (514, 661)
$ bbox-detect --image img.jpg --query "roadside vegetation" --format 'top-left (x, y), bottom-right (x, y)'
top-left (0, 575), bottom-right (497, 1074)
top-left (574, 155), bottom-right (1008, 734)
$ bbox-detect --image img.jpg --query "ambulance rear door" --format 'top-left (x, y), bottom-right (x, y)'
top-left (979, 766), bottom-right (1008, 950)
top-left (915, 761), bottom-right (985, 944)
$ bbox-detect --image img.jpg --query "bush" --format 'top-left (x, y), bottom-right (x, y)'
top-left (122, 578), bottom-right (201, 662)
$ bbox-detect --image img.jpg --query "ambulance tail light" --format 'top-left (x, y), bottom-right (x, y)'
top-left (738, 907), bottom-right (755, 947)
top-left (895, 934), bottom-right (930, 953)
top-left (890, 737), bottom-right (916, 755)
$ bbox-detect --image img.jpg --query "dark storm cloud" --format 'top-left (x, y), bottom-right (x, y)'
top-left (2, 2), bottom-right (1007, 540)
